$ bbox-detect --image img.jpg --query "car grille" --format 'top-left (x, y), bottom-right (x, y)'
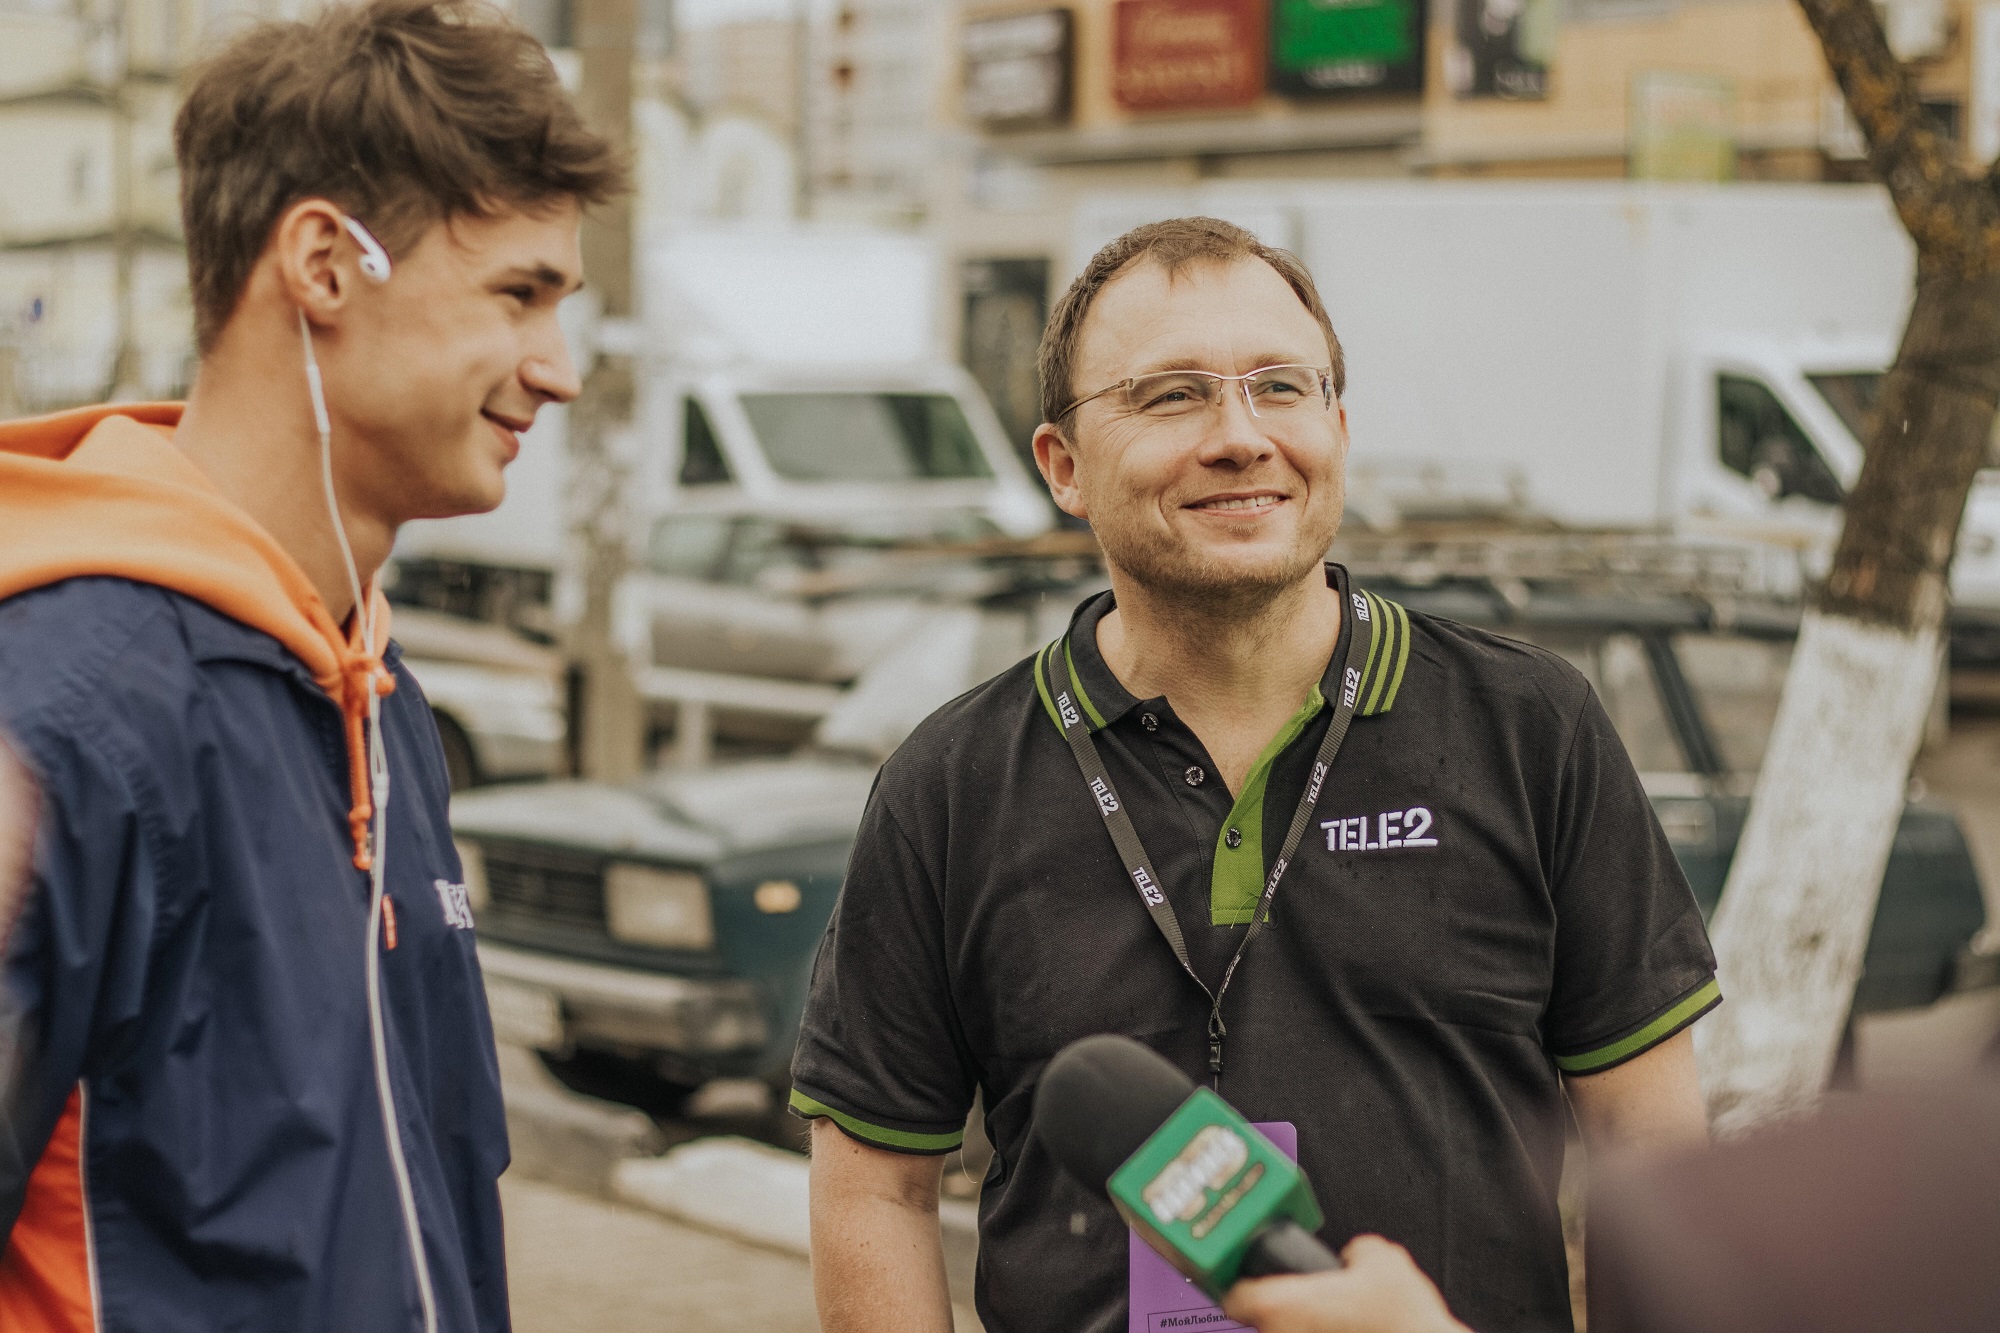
top-left (482, 843), bottom-right (606, 931)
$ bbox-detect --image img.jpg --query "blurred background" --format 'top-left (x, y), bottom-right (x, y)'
top-left (7, 0), bottom-right (2000, 1327)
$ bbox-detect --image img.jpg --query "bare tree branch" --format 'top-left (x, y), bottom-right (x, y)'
top-left (1796, 0), bottom-right (1999, 269)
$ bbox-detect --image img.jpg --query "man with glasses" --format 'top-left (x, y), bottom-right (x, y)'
top-left (792, 218), bottom-right (1718, 1333)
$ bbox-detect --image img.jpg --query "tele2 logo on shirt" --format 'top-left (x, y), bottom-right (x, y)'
top-left (1322, 807), bottom-right (1438, 852)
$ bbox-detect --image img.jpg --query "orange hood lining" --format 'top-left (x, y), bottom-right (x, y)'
top-left (0, 403), bottom-right (396, 869)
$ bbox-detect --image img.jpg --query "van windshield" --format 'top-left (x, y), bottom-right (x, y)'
top-left (1807, 371), bottom-right (1883, 449)
top-left (1814, 368), bottom-right (2000, 467)
top-left (741, 392), bottom-right (996, 483)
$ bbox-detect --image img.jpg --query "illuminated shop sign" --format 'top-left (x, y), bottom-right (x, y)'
top-left (1269, 0), bottom-right (1426, 98)
top-left (963, 8), bottom-right (1075, 128)
top-left (1446, 0), bottom-right (1554, 100)
top-left (1111, 0), bottom-right (1266, 112)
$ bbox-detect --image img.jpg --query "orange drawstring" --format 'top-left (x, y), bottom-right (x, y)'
top-left (338, 652), bottom-right (398, 871)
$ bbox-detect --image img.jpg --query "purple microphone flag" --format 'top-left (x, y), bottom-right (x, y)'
top-left (1127, 1120), bottom-right (1299, 1333)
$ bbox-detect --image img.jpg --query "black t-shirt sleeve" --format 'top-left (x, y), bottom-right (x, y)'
top-left (789, 775), bottom-right (976, 1154)
top-left (1543, 682), bottom-right (1720, 1075)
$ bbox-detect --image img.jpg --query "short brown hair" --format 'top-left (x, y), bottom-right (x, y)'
top-left (175, 0), bottom-right (627, 351)
top-left (1037, 217), bottom-right (1345, 427)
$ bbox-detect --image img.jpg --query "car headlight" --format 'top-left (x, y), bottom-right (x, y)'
top-left (605, 863), bottom-right (714, 950)
top-left (454, 839), bottom-right (489, 913)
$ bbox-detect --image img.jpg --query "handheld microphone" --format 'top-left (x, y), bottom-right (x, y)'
top-left (1032, 1034), bottom-right (1341, 1299)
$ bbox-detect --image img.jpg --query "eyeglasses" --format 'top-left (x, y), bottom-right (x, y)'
top-left (1057, 364), bottom-right (1334, 424)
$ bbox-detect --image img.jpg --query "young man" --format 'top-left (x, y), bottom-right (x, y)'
top-left (791, 219), bottom-right (1720, 1333)
top-left (0, 2), bottom-right (621, 1327)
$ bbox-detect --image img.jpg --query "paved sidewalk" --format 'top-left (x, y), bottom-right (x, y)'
top-left (504, 1174), bottom-right (985, 1332)
top-left (504, 1173), bottom-right (823, 1332)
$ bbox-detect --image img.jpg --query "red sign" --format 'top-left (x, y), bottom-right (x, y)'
top-left (1112, 0), bottom-right (1265, 112)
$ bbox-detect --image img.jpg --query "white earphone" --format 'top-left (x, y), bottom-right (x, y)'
top-left (296, 209), bottom-right (439, 1333)
top-left (342, 216), bottom-right (392, 283)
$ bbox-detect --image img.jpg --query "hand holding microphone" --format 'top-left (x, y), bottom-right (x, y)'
top-left (1224, 1236), bottom-right (1474, 1333)
top-left (1032, 1034), bottom-right (1473, 1333)
top-left (1031, 1034), bottom-right (1342, 1297)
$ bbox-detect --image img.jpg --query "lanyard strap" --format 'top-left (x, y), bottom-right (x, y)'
top-left (1036, 596), bottom-right (1373, 1083)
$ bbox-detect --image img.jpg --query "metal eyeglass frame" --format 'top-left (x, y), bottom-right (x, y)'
top-left (1055, 363), bottom-right (1335, 422)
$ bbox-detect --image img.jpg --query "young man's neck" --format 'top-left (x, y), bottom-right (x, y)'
top-left (1096, 563), bottom-right (1342, 793)
top-left (175, 336), bottom-right (391, 630)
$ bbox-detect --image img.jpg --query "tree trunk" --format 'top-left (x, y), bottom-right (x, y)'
top-left (566, 0), bottom-right (645, 784)
top-left (1699, 271), bottom-right (2000, 1134)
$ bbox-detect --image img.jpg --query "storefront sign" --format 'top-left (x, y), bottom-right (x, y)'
top-left (963, 8), bottom-right (1075, 128)
top-left (1270, 0), bottom-right (1426, 98)
top-left (1111, 0), bottom-right (1265, 112)
top-left (1446, 0), bottom-right (1554, 100)
top-left (1630, 71), bottom-right (1736, 181)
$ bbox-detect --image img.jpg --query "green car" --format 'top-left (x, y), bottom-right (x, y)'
top-left (1388, 580), bottom-right (1995, 1016)
top-left (452, 579), bottom-right (1995, 1105)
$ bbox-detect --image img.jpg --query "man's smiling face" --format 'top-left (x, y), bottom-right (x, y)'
top-left (1041, 255), bottom-right (1348, 607)
top-left (326, 201), bottom-right (585, 525)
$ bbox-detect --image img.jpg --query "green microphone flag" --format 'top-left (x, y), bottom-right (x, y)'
top-left (1106, 1087), bottom-right (1325, 1297)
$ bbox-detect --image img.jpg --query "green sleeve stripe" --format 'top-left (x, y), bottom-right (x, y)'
top-left (1062, 638), bottom-right (1107, 729)
top-left (788, 1090), bottom-right (966, 1152)
top-left (1555, 978), bottom-right (1723, 1074)
top-left (1033, 639), bottom-right (1063, 732)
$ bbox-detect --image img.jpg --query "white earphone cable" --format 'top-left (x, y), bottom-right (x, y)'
top-left (300, 308), bottom-right (440, 1333)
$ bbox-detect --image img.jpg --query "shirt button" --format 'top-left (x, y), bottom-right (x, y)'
top-left (1225, 827), bottom-right (1242, 849)
top-left (1141, 712), bottom-right (1159, 732)
top-left (1184, 766), bottom-right (1205, 787)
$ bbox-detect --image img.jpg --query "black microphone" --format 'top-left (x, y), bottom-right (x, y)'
top-left (1032, 1034), bottom-right (1341, 1296)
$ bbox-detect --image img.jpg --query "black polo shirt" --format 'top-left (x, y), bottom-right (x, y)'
top-left (791, 565), bottom-right (1719, 1333)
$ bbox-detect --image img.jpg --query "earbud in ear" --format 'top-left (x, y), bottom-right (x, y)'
top-left (342, 216), bottom-right (392, 284)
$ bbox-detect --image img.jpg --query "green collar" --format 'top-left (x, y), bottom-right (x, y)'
top-left (1035, 587), bottom-right (1412, 924)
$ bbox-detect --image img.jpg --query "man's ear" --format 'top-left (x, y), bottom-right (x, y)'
top-left (1032, 421), bottom-right (1090, 523)
top-left (271, 199), bottom-right (358, 326)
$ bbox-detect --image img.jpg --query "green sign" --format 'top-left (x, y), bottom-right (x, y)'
top-left (1630, 71), bottom-right (1736, 181)
top-left (1270, 0), bottom-right (1427, 97)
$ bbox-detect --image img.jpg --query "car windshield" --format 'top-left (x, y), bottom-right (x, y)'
top-left (646, 516), bottom-right (890, 586)
top-left (740, 392), bottom-right (996, 483)
top-left (1499, 628), bottom-right (1688, 774)
top-left (1673, 632), bottom-right (1793, 774)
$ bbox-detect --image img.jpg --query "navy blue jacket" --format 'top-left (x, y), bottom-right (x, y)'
top-left (0, 576), bottom-right (509, 1331)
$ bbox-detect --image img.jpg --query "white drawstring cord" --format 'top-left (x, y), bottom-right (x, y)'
top-left (301, 308), bottom-right (441, 1333)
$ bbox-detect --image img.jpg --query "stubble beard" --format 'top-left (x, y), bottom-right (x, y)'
top-left (1095, 495), bottom-right (1342, 620)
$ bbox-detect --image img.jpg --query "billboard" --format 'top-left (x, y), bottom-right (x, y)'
top-left (962, 8), bottom-right (1075, 128)
top-left (1630, 71), bottom-right (1736, 181)
top-left (1446, 0), bottom-right (1555, 101)
top-left (1269, 0), bottom-right (1426, 97)
top-left (1111, 0), bottom-right (1266, 112)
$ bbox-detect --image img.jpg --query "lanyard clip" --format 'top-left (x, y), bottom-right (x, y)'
top-left (1207, 1040), bottom-right (1224, 1077)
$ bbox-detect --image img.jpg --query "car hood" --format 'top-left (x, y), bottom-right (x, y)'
top-left (450, 756), bottom-right (878, 860)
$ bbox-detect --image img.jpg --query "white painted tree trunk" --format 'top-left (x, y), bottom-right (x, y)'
top-left (1696, 609), bottom-right (1942, 1137)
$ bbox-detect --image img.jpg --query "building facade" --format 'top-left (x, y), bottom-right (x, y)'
top-left (0, 0), bottom-right (198, 411)
top-left (941, 0), bottom-right (2000, 462)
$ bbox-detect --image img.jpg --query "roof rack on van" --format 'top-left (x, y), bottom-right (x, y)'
top-left (1330, 526), bottom-right (1810, 606)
